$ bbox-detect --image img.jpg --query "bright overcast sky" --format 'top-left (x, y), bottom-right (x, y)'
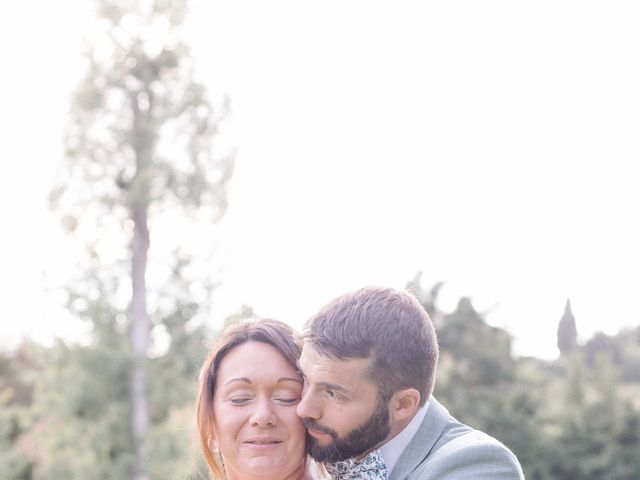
top-left (1, 1), bottom-right (639, 359)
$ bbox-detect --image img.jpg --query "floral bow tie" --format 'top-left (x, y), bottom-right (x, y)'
top-left (324, 449), bottom-right (388, 480)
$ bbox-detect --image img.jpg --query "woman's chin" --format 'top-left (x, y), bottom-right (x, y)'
top-left (242, 453), bottom-right (302, 477)
top-left (246, 456), bottom-right (287, 472)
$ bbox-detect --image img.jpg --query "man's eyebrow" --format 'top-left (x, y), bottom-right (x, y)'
top-left (224, 377), bottom-right (251, 386)
top-left (319, 381), bottom-right (349, 395)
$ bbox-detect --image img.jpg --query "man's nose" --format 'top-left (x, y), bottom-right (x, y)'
top-left (249, 398), bottom-right (277, 427)
top-left (296, 387), bottom-right (320, 420)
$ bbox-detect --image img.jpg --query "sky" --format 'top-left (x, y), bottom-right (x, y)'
top-left (1, 1), bottom-right (639, 359)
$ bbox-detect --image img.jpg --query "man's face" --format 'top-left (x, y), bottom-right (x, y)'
top-left (296, 342), bottom-right (391, 462)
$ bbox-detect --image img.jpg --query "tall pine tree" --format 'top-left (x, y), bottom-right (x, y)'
top-left (49, 1), bottom-right (232, 479)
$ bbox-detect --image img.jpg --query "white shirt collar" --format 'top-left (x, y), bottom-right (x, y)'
top-left (379, 400), bottom-right (430, 475)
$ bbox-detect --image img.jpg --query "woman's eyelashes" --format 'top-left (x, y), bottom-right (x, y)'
top-left (275, 396), bottom-right (300, 405)
top-left (228, 395), bottom-right (251, 405)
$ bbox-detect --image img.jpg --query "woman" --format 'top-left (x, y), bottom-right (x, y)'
top-left (196, 319), bottom-right (320, 480)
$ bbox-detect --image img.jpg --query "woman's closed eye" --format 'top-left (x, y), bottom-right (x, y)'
top-left (228, 395), bottom-right (252, 405)
top-left (274, 387), bottom-right (301, 405)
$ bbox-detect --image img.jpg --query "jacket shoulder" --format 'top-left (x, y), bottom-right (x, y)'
top-left (410, 430), bottom-right (524, 480)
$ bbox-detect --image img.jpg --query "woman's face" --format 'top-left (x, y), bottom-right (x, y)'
top-left (213, 341), bottom-right (306, 479)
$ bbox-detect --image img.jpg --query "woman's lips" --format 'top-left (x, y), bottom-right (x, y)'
top-left (243, 438), bottom-right (283, 448)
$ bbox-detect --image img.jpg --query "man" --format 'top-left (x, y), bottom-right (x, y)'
top-left (296, 286), bottom-right (524, 480)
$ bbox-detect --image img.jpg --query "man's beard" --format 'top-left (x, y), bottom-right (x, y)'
top-left (303, 397), bottom-right (391, 462)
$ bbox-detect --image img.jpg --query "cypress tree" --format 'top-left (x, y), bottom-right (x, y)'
top-left (557, 299), bottom-right (578, 356)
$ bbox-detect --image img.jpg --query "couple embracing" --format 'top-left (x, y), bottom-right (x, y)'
top-left (196, 286), bottom-right (525, 480)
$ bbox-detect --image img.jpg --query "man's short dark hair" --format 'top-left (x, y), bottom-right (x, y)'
top-left (302, 286), bottom-right (439, 407)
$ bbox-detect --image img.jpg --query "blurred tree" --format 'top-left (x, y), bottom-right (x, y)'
top-left (546, 352), bottom-right (640, 480)
top-left (434, 294), bottom-right (519, 463)
top-left (48, 1), bottom-right (233, 479)
top-left (438, 296), bottom-right (515, 387)
top-left (223, 304), bottom-right (255, 329)
top-left (610, 401), bottom-right (640, 480)
top-left (27, 340), bottom-right (133, 479)
top-left (404, 274), bottom-right (640, 479)
top-left (557, 298), bottom-right (578, 356)
top-left (405, 272), bottom-right (444, 320)
top-left (408, 277), bottom-right (517, 439)
top-left (582, 328), bottom-right (640, 383)
top-left (0, 344), bottom-right (38, 480)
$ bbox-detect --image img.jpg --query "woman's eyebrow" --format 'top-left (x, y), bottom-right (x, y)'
top-left (224, 377), bottom-right (251, 386)
top-left (224, 377), bottom-right (302, 386)
top-left (278, 377), bottom-right (303, 385)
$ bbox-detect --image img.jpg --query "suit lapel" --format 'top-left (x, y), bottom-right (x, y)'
top-left (388, 397), bottom-right (450, 480)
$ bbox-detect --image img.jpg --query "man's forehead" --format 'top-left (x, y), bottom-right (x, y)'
top-left (299, 342), bottom-right (374, 383)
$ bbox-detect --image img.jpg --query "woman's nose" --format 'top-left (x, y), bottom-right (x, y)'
top-left (249, 398), bottom-right (277, 427)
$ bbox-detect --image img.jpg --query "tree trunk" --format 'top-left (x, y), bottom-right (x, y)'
top-left (130, 204), bottom-right (150, 480)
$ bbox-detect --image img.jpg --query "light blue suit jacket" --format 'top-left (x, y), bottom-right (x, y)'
top-left (389, 397), bottom-right (524, 480)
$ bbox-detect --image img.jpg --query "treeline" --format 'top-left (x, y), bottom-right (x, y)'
top-left (0, 312), bottom-right (210, 480)
top-left (2, 276), bottom-right (640, 480)
top-left (406, 275), bottom-right (640, 480)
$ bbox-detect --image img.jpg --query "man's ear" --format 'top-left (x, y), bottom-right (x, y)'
top-left (388, 388), bottom-right (421, 422)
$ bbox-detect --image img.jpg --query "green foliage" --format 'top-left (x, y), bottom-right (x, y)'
top-left (583, 328), bottom-right (640, 383)
top-left (52, 0), bottom-right (233, 221)
top-left (0, 345), bottom-right (38, 480)
top-left (408, 275), bottom-right (640, 480)
top-left (405, 272), bottom-right (443, 318)
top-left (25, 342), bottom-right (132, 479)
top-left (0, 301), bottom-right (211, 480)
top-left (223, 305), bottom-right (255, 329)
top-left (148, 404), bottom-right (205, 480)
